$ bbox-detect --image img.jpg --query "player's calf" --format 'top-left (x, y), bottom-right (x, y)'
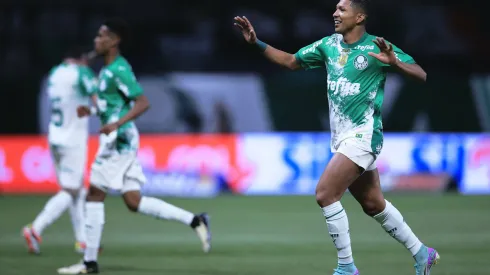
top-left (81, 185), bottom-right (106, 266)
top-left (124, 190), bottom-right (212, 252)
top-left (349, 169), bottom-right (440, 273)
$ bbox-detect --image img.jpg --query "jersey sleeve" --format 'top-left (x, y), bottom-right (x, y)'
top-left (113, 66), bottom-right (143, 100)
top-left (379, 42), bottom-right (416, 67)
top-left (78, 66), bottom-right (98, 95)
top-left (294, 37), bottom-right (327, 70)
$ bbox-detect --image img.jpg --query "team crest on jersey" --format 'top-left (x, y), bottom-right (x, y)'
top-left (338, 49), bottom-right (351, 66)
top-left (354, 55), bottom-right (369, 70)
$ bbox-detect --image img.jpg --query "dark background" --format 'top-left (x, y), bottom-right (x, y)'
top-left (1, 0), bottom-right (488, 133)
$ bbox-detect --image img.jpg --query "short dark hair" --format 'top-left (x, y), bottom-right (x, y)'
top-left (64, 46), bottom-right (86, 59)
top-left (351, 0), bottom-right (370, 15)
top-left (103, 18), bottom-right (130, 43)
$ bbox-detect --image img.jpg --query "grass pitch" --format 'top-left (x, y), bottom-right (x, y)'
top-left (1, 194), bottom-right (489, 275)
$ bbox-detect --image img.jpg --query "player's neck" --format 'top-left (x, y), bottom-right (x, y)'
top-left (104, 50), bottom-right (120, 65)
top-left (342, 27), bottom-right (366, 45)
top-left (64, 58), bottom-right (77, 64)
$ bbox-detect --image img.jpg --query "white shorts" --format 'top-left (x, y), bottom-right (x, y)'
top-left (50, 144), bottom-right (86, 190)
top-left (336, 139), bottom-right (377, 171)
top-left (90, 153), bottom-right (146, 194)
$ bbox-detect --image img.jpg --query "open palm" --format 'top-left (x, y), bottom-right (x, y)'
top-left (234, 16), bottom-right (257, 44)
top-left (368, 37), bottom-right (397, 65)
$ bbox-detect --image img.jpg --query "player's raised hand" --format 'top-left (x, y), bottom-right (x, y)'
top-left (77, 106), bottom-right (91, 118)
top-left (368, 37), bottom-right (397, 65)
top-left (234, 16), bottom-right (257, 44)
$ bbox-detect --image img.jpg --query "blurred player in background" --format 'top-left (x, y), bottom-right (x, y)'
top-left (235, 0), bottom-right (439, 275)
top-left (57, 18), bottom-right (211, 274)
top-left (23, 47), bottom-right (98, 255)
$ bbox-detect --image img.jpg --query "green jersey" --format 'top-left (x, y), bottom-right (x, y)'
top-left (95, 56), bottom-right (143, 157)
top-left (294, 32), bottom-right (415, 155)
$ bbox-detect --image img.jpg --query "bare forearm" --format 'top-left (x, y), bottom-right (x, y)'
top-left (393, 61), bottom-right (427, 82)
top-left (262, 45), bottom-right (300, 70)
top-left (115, 96), bottom-right (150, 126)
top-left (256, 40), bottom-right (300, 70)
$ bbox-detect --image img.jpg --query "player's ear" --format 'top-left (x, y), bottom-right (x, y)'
top-left (356, 13), bottom-right (367, 24)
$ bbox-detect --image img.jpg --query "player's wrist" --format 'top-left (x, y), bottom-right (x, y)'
top-left (255, 39), bottom-right (268, 52)
top-left (391, 58), bottom-right (401, 67)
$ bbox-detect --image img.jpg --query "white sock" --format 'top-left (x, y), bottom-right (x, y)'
top-left (69, 188), bottom-right (87, 243)
top-left (32, 190), bottom-right (73, 235)
top-left (83, 202), bottom-right (104, 262)
top-left (137, 197), bottom-right (194, 225)
top-left (321, 201), bottom-right (354, 265)
top-left (373, 200), bottom-right (423, 256)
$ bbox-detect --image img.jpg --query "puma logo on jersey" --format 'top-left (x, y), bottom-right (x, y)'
top-left (302, 40), bottom-right (323, 55)
top-left (327, 77), bottom-right (361, 96)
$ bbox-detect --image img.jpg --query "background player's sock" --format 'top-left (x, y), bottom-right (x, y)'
top-left (321, 201), bottom-right (354, 264)
top-left (32, 190), bottom-right (73, 235)
top-left (84, 202), bottom-right (104, 262)
top-left (137, 197), bottom-right (195, 225)
top-left (373, 200), bottom-right (423, 256)
top-left (69, 188), bottom-right (87, 243)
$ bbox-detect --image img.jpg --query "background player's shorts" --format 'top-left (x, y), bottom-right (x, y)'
top-left (336, 139), bottom-right (377, 171)
top-left (90, 153), bottom-right (146, 194)
top-left (50, 144), bottom-right (86, 190)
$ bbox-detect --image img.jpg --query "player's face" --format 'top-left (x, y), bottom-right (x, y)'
top-left (94, 25), bottom-right (117, 55)
top-left (333, 0), bottom-right (364, 34)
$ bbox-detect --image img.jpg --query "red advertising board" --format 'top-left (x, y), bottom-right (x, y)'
top-left (0, 135), bottom-right (240, 194)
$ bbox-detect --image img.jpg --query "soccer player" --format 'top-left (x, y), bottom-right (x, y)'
top-left (234, 1), bottom-right (439, 274)
top-left (23, 47), bottom-right (97, 254)
top-left (57, 18), bottom-right (211, 274)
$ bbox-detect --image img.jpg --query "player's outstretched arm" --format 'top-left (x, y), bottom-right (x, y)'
top-left (234, 16), bottom-right (301, 70)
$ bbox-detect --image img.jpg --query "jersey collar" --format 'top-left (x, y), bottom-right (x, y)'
top-left (340, 32), bottom-right (369, 49)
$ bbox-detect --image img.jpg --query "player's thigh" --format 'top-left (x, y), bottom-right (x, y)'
top-left (348, 168), bottom-right (386, 216)
top-left (89, 154), bottom-right (132, 193)
top-left (53, 146), bottom-right (86, 191)
top-left (315, 152), bottom-right (362, 206)
top-left (121, 159), bottom-right (146, 211)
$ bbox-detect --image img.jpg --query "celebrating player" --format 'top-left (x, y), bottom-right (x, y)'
top-left (23, 47), bottom-right (97, 254)
top-left (234, 0), bottom-right (439, 275)
top-left (57, 18), bottom-right (211, 274)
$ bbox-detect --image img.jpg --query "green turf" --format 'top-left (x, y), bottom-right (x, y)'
top-left (1, 194), bottom-right (489, 275)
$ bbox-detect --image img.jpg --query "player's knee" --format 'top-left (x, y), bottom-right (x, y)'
top-left (361, 197), bottom-right (385, 216)
top-left (315, 187), bottom-right (341, 207)
top-left (123, 191), bottom-right (141, 212)
top-left (86, 185), bottom-right (106, 202)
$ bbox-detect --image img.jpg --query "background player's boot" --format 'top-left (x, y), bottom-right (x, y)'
top-left (414, 246), bottom-right (440, 275)
top-left (191, 213), bottom-right (212, 253)
top-left (57, 260), bottom-right (99, 274)
top-left (22, 225), bottom-right (42, 254)
top-left (333, 263), bottom-right (359, 275)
